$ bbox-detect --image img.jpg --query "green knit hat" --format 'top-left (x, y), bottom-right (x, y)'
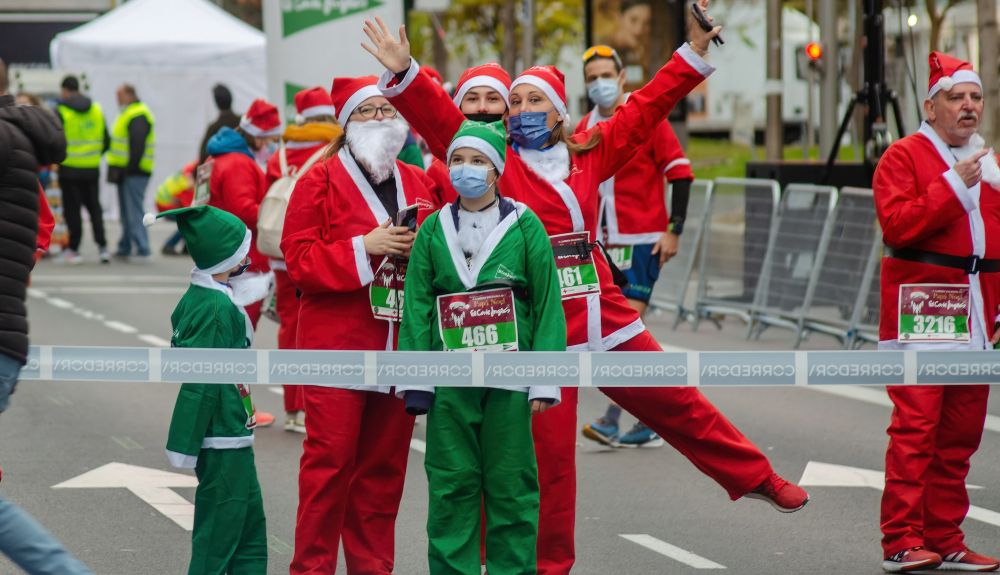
top-left (446, 120), bottom-right (507, 174)
top-left (152, 206), bottom-right (250, 274)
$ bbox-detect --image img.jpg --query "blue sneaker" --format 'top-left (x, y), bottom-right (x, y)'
top-left (582, 417), bottom-right (619, 446)
top-left (617, 423), bottom-right (664, 448)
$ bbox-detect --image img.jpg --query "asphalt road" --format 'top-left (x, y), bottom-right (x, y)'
top-left (4, 224), bottom-right (1000, 574)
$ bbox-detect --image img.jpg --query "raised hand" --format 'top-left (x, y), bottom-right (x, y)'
top-left (361, 16), bottom-right (412, 74)
top-left (688, 0), bottom-right (722, 57)
top-left (956, 148), bottom-right (990, 188)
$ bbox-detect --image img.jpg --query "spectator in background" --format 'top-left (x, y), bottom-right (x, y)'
top-left (56, 75), bottom-right (110, 265)
top-left (199, 84), bottom-right (241, 164)
top-left (107, 83), bottom-right (155, 263)
top-left (15, 93), bottom-right (40, 107)
top-left (0, 54), bottom-right (93, 575)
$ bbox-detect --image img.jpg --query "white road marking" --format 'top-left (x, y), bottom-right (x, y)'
top-left (619, 534), bottom-right (726, 569)
top-left (41, 287), bottom-right (186, 295)
top-left (46, 297), bottom-right (74, 309)
top-left (269, 387), bottom-right (285, 396)
top-left (104, 321), bottom-right (139, 334)
top-left (54, 462), bottom-right (197, 531)
top-left (410, 438), bottom-right (426, 453)
top-left (138, 334), bottom-right (171, 348)
top-left (31, 275), bottom-right (186, 283)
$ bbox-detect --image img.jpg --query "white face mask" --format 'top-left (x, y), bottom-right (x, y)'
top-left (587, 77), bottom-right (621, 109)
top-left (345, 117), bottom-right (410, 184)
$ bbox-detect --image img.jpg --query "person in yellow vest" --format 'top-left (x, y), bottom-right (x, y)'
top-left (107, 83), bottom-right (155, 263)
top-left (56, 75), bottom-right (110, 265)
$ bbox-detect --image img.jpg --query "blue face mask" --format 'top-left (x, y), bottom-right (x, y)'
top-left (508, 111), bottom-right (553, 150)
top-left (230, 259), bottom-right (252, 278)
top-left (587, 78), bottom-right (621, 109)
top-left (449, 164), bottom-right (494, 199)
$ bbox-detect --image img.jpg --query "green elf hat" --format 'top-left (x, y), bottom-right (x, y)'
top-left (144, 206), bottom-right (250, 274)
top-left (446, 120), bottom-right (507, 175)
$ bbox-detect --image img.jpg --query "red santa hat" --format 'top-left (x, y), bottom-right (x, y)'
top-left (239, 99), bottom-right (282, 138)
top-left (330, 76), bottom-right (382, 125)
top-left (452, 63), bottom-right (512, 107)
top-left (295, 87), bottom-right (335, 120)
top-left (927, 51), bottom-right (982, 99)
top-left (421, 66), bottom-right (444, 85)
top-left (510, 65), bottom-right (568, 118)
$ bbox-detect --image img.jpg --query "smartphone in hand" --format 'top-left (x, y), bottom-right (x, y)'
top-left (397, 204), bottom-right (419, 231)
top-left (691, 2), bottom-right (723, 46)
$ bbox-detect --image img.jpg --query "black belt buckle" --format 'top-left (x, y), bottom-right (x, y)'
top-left (968, 255), bottom-right (981, 274)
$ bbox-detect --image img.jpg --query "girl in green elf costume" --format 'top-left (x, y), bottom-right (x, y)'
top-left (156, 205), bottom-right (268, 575)
top-left (398, 120), bottom-right (566, 574)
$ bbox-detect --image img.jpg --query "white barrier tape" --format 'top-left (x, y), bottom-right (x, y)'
top-left (17, 345), bottom-right (1000, 388)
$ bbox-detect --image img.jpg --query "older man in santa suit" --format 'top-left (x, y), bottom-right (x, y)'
top-left (874, 52), bottom-right (1000, 573)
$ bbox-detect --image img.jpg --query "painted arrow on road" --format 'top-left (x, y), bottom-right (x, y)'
top-left (799, 461), bottom-right (997, 527)
top-left (53, 462), bottom-right (197, 531)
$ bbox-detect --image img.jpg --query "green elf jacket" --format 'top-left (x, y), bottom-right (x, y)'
top-left (398, 197), bottom-right (567, 403)
top-left (165, 272), bottom-right (256, 469)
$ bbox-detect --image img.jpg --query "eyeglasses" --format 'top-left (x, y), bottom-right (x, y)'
top-left (353, 104), bottom-right (398, 120)
top-left (583, 45), bottom-right (622, 68)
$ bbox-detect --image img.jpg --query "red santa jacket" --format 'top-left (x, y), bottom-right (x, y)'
top-left (424, 156), bottom-right (457, 211)
top-left (281, 147), bottom-right (435, 376)
top-left (874, 122), bottom-right (1000, 346)
top-left (36, 184), bottom-right (54, 256)
top-left (575, 102), bottom-right (693, 244)
top-left (382, 43), bottom-right (711, 350)
top-left (208, 152), bottom-right (269, 274)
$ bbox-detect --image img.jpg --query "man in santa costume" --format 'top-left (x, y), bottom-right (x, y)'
top-left (422, 62), bottom-right (513, 210)
top-left (874, 52), bottom-right (1000, 573)
top-left (281, 76), bottom-right (435, 575)
top-left (264, 87), bottom-right (343, 433)
top-left (575, 44), bottom-right (695, 449)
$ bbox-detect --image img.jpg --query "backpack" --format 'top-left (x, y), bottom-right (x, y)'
top-left (257, 143), bottom-right (326, 259)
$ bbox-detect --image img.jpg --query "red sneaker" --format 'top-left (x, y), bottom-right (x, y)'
top-left (255, 411), bottom-right (275, 428)
top-left (938, 549), bottom-right (999, 572)
top-left (744, 472), bottom-right (809, 513)
top-left (882, 547), bottom-right (942, 572)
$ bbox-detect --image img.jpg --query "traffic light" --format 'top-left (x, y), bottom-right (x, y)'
top-left (796, 43), bottom-right (825, 79)
top-left (805, 42), bottom-right (823, 62)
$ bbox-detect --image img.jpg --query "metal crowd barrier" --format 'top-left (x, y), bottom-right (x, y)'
top-left (691, 178), bottom-right (781, 328)
top-left (20, 345), bottom-right (1000, 387)
top-left (649, 179), bottom-right (713, 325)
top-left (747, 184), bottom-right (839, 342)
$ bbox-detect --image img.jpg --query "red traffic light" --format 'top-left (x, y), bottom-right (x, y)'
top-left (805, 42), bottom-right (823, 61)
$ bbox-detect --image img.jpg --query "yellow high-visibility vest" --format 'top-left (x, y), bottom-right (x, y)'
top-left (57, 102), bottom-right (105, 169)
top-left (107, 102), bottom-right (155, 173)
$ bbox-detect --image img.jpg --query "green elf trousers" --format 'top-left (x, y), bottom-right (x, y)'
top-left (425, 388), bottom-right (539, 575)
top-left (188, 447), bottom-right (267, 575)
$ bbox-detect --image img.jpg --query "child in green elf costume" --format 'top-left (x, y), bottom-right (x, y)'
top-left (157, 205), bottom-right (267, 575)
top-left (398, 120), bottom-right (567, 574)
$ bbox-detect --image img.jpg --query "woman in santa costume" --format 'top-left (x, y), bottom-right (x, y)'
top-left (399, 119), bottom-right (565, 574)
top-left (362, 2), bottom-right (808, 572)
top-left (874, 52), bottom-right (1000, 573)
top-left (280, 76), bottom-right (436, 575)
top-left (263, 87), bottom-right (343, 433)
top-left (422, 63), bottom-right (513, 211)
top-left (203, 98), bottom-right (282, 428)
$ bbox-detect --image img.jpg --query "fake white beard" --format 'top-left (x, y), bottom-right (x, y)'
top-left (457, 205), bottom-right (501, 262)
top-left (229, 271), bottom-right (274, 308)
top-left (345, 118), bottom-right (409, 184)
top-left (519, 141), bottom-right (571, 183)
top-left (952, 133), bottom-right (1000, 187)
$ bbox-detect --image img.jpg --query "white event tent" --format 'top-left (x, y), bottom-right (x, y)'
top-left (50, 0), bottom-right (267, 214)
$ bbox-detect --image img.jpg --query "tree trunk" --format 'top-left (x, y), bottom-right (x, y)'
top-left (978, 0), bottom-right (999, 143)
top-left (431, 12), bottom-right (449, 78)
top-left (500, 0), bottom-right (519, 75)
top-left (929, 14), bottom-right (943, 53)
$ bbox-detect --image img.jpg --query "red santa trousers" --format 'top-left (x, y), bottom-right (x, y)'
top-left (274, 269), bottom-right (304, 412)
top-left (881, 385), bottom-right (989, 557)
top-left (291, 387), bottom-right (414, 574)
top-left (531, 330), bottom-right (774, 575)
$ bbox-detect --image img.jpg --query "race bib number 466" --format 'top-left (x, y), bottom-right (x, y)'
top-left (898, 284), bottom-right (970, 342)
top-left (550, 232), bottom-right (601, 300)
top-left (437, 289), bottom-right (519, 352)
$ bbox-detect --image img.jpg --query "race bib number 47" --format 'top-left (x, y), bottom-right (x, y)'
top-left (550, 232), bottom-right (601, 300)
top-left (437, 289), bottom-right (519, 352)
top-left (898, 284), bottom-right (970, 342)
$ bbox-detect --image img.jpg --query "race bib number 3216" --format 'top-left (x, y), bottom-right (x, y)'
top-left (898, 284), bottom-right (970, 342)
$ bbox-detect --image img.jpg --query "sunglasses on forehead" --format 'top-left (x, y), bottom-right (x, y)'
top-left (583, 45), bottom-right (623, 68)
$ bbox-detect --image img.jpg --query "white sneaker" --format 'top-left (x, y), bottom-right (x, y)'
top-left (294, 411), bottom-right (306, 434)
top-left (99, 248), bottom-right (110, 264)
top-left (284, 413), bottom-right (298, 432)
top-left (63, 250), bottom-right (83, 265)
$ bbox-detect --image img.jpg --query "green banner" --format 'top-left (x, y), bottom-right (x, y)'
top-left (282, 0), bottom-right (385, 38)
